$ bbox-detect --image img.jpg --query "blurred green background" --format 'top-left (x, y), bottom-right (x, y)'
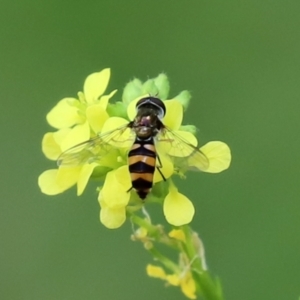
top-left (1, 1), bottom-right (300, 299)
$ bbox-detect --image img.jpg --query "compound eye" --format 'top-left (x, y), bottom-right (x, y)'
top-left (136, 97), bottom-right (166, 119)
top-left (156, 107), bottom-right (165, 119)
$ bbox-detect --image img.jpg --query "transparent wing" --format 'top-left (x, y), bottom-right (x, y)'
top-left (57, 124), bottom-right (134, 167)
top-left (156, 126), bottom-right (209, 172)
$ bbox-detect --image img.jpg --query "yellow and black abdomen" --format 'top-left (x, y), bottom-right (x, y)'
top-left (128, 138), bottom-right (156, 199)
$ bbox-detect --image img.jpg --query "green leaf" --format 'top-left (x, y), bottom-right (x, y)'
top-left (154, 73), bottom-right (170, 100)
top-left (142, 79), bottom-right (158, 96)
top-left (122, 78), bottom-right (143, 104)
top-left (107, 102), bottom-right (128, 119)
top-left (174, 90), bottom-right (191, 111)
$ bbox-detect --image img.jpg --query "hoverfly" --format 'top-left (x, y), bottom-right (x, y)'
top-left (58, 96), bottom-right (209, 199)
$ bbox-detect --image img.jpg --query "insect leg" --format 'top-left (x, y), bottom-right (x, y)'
top-left (156, 153), bottom-right (166, 181)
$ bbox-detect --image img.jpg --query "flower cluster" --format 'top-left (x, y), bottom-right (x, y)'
top-left (38, 68), bottom-right (231, 229)
top-left (131, 216), bottom-right (210, 299)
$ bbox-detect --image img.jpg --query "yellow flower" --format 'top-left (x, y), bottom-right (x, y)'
top-left (38, 69), bottom-right (116, 196)
top-left (39, 70), bottom-right (232, 229)
top-left (144, 229), bottom-right (206, 299)
top-left (146, 264), bottom-right (197, 299)
top-left (168, 229), bottom-right (186, 243)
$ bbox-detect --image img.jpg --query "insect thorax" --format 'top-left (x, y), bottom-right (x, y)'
top-left (132, 109), bottom-right (163, 139)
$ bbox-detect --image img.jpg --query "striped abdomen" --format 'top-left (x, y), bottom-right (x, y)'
top-left (128, 138), bottom-right (156, 199)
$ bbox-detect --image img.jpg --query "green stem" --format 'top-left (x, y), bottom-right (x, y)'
top-left (129, 210), bottom-right (224, 300)
top-left (130, 213), bottom-right (160, 237)
top-left (148, 247), bottom-right (179, 273)
top-left (181, 225), bottom-right (224, 300)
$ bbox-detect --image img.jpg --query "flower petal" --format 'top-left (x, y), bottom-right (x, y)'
top-left (163, 185), bottom-right (195, 226)
top-left (114, 165), bottom-right (132, 192)
top-left (101, 117), bottom-right (132, 148)
top-left (168, 229), bottom-right (186, 243)
top-left (180, 272), bottom-right (197, 299)
top-left (98, 89), bottom-right (118, 109)
top-left (134, 227), bottom-right (148, 239)
top-left (146, 265), bottom-right (167, 280)
top-left (42, 133), bottom-right (61, 160)
top-left (38, 167), bottom-right (81, 195)
top-left (60, 121), bottom-right (90, 152)
top-left (100, 170), bottom-right (130, 208)
top-left (86, 103), bottom-right (109, 134)
top-left (157, 130), bottom-right (197, 158)
top-left (166, 274), bottom-right (180, 286)
top-left (163, 100), bottom-right (183, 130)
top-left (46, 98), bottom-right (82, 129)
top-left (52, 128), bottom-right (72, 145)
top-left (77, 163), bottom-right (99, 196)
top-left (38, 169), bottom-right (65, 195)
top-left (101, 116), bottom-right (128, 133)
top-left (200, 141), bottom-right (231, 173)
top-left (126, 94), bottom-right (148, 120)
top-left (56, 166), bottom-right (82, 189)
top-left (42, 129), bottom-right (72, 160)
top-left (84, 69), bottom-right (110, 104)
top-left (153, 153), bottom-right (174, 183)
top-left (99, 199), bottom-right (126, 229)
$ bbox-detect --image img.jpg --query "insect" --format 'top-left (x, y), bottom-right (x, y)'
top-left (58, 96), bottom-right (209, 199)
